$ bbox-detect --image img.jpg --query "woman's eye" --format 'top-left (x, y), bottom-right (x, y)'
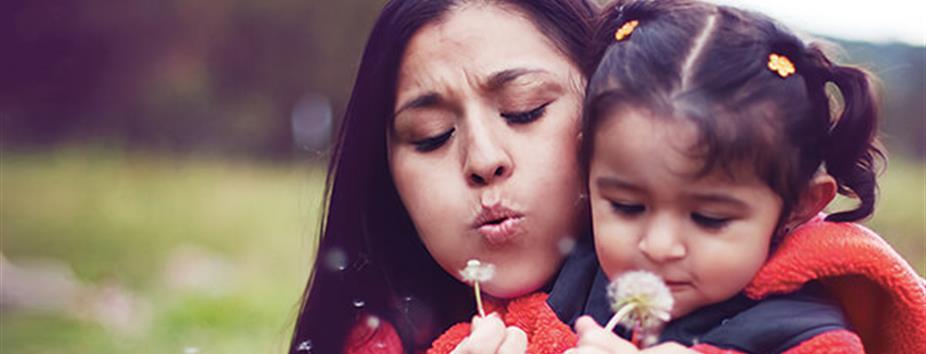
top-left (412, 129), bottom-right (454, 152)
top-left (692, 213), bottom-right (731, 229)
top-left (610, 201), bottom-right (645, 215)
top-left (500, 102), bottom-right (551, 124)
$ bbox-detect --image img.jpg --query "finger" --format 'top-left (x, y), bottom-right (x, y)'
top-left (455, 314), bottom-right (506, 354)
top-left (449, 337), bottom-right (468, 354)
top-left (497, 326), bottom-right (527, 354)
top-left (638, 342), bottom-right (696, 354)
top-left (575, 316), bottom-right (603, 336)
top-left (565, 347), bottom-right (612, 354)
top-left (575, 317), bottom-right (637, 353)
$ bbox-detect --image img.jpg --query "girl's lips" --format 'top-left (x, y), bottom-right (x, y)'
top-left (665, 280), bottom-right (692, 292)
top-left (476, 216), bottom-right (525, 245)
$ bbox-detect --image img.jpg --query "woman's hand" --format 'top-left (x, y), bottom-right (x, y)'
top-left (450, 313), bottom-right (528, 354)
top-left (567, 316), bottom-right (696, 354)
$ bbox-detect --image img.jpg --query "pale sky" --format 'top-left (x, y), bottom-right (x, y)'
top-left (707, 0), bottom-right (925, 46)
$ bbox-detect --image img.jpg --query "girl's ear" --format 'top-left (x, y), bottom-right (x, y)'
top-left (786, 173), bottom-right (838, 228)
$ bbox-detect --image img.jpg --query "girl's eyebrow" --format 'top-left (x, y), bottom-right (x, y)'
top-left (595, 176), bottom-right (645, 193)
top-left (688, 193), bottom-right (749, 209)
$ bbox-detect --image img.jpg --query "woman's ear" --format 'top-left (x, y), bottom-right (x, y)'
top-left (785, 173), bottom-right (837, 228)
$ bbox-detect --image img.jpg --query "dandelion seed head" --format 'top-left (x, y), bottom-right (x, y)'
top-left (459, 259), bottom-right (495, 284)
top-left (607, 270), bottom-right (674, 330)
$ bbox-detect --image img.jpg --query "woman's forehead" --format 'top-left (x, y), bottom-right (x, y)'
top-left (395, 3), bottom-right (577, 103)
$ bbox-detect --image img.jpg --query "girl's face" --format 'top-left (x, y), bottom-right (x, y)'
top-left (589, 109), bottom-right (783, 319)
top-left (388, 4), bottom-right (585, 298)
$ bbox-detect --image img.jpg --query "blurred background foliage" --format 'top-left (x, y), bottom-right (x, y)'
top-left (1, 0), bottom-right (923, 353)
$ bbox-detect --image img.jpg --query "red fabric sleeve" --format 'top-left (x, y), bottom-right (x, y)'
top-left (428, 293), bottom-right (577, 354)
top-left (744, 217), bottom-right (926, 354)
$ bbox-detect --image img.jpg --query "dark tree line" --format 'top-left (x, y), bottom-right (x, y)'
top-left (1, 0), bottom-right (922, 159)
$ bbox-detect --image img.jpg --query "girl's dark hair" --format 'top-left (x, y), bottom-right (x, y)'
top-left (583, 0), bottom-right (883, 226)
top-left (290, 1), bottom-right (597, 352)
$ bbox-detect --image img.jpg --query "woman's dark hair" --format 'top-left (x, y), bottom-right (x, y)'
top-left (290, 1), bottom-right (597, 352)
top-left (582, 0), bottom-right (883, 227)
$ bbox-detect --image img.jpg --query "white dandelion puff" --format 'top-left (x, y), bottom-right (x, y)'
top-left (604, 271), bottom-right (674, 346)
top-left (459, 259), bottom-right (495, 317)
top-left (460, 259), bottom-right (495, 283)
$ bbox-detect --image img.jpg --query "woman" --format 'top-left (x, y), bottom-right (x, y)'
top-left (290, 1), bottom-right (599, 352)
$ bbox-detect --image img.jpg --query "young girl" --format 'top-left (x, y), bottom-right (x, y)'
top-left (572, 0), bottom-right (926, 353)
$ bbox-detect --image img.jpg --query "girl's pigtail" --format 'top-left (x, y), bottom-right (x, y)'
top-left (814, 50), bottom-right (884, 222)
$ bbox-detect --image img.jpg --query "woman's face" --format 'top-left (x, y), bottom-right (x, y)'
top-left (388, 3), bottom-right (586, 298)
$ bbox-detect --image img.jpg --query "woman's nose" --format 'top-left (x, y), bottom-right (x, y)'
top-left (462, 118), bottom-right (513, 186)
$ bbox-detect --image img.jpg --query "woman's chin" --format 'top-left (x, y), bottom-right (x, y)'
top-left (480, 274), bottom-right (547, 299)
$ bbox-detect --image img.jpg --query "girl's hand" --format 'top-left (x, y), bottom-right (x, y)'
top-left (568, 316), bottom-right (696, 354)
top-left (450, 313), bottom-right (528, 354)
top-left (568, 316), bottom-right (638, 354)
top-left (637, 343), bottom-right (698, 354)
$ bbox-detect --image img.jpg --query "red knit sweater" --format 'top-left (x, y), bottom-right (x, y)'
top-left (345, 218), bottom-right (926, 353)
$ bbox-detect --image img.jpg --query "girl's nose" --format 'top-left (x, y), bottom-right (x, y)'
top-left (638, 218), bottom-right (686, 263)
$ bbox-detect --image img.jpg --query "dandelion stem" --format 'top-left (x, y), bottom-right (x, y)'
top-left (604, 302), bottom-right (636, 332)
top-left (474, 281), bottom-right (486, 317)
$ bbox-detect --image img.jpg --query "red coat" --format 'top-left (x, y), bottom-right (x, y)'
top-left (346, 217), bottom-right (926, 353)
top-left (427, 293), bottom-right (577, 354)
top-left (736, 216), bottom-right (926, 354)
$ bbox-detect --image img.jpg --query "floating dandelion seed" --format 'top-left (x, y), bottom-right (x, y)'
top-left (352, 299), bottom-right (366, 309)
top-left (459, 259), bottom-right (495, 317)
top-left (558, 237), bottom-right (577, 255)
top-left (604, 271), bottom-right (674, 347)
top-left (324, 248), bottom-right (348, 272)
top-left (366, 315), bottom-right (380, 329)
top-left (296, 340), bottom-right (313, 352)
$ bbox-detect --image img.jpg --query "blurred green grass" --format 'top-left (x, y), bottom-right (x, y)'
top-left (2, 148), bottom-right (324, 354)
top-left (845, 155), bottom-right (926, 275)
top-left (1, 149), bottom-right (923, 353)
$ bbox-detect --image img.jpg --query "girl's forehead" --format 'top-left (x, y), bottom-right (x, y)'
top-left (594, 109), bottom-right (765, 186)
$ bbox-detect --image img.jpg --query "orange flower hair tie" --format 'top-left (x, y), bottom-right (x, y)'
top-left (768, 53), bottom-right (795, 78)
top-left (615, 20), bottom-right (639, 41)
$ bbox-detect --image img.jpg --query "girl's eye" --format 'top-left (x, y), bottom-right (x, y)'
top-left (692, 213), bottom-right (732, 229)
top-left (412, 129), bottom-right (454, 152)
top-left (610, 201), bottom-right (645, 215)
top-left (500, 102), bottom-right (551, 124)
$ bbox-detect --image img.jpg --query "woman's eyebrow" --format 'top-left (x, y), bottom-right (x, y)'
top-left (394, 92), bottom-right (442, 117)
top-left (394, 68), bottom-right (554, 117)
top-left (484, 68), bottom-right (550, 92)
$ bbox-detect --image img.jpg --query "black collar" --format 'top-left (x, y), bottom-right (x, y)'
top-left (546, 241), bottom-right (618, 330)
